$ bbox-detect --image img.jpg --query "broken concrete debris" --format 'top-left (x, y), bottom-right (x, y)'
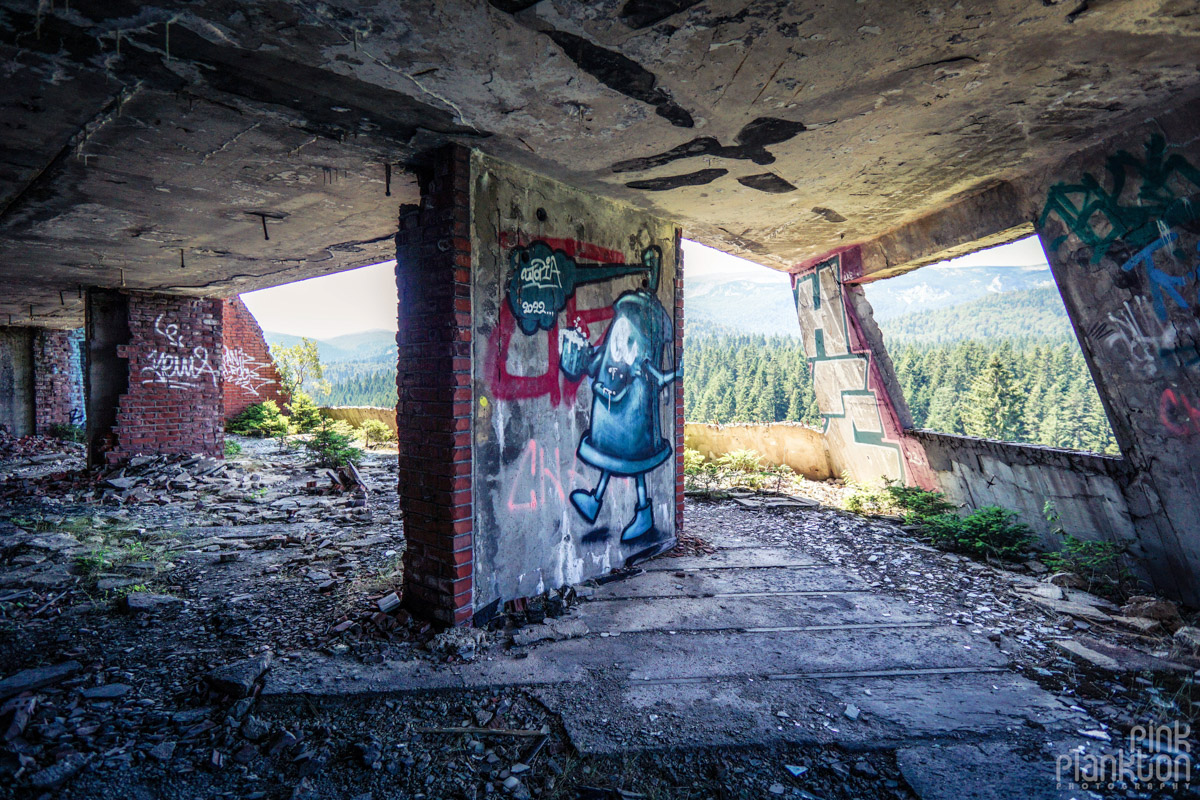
top-left (207, 653), bottom-right (273, 699)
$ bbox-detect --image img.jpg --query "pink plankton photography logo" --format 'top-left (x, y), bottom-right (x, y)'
top-left (1057, 723), bottom-right (1192, 792)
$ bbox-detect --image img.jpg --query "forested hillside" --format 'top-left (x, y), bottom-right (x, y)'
top-left (683, 286), bottom-right (1119, 455)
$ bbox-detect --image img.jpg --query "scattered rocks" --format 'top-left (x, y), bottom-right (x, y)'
top-left (0, 660), bottom-right (81, 700)
top-left (1120, 596), bottom-right (1182, 630)
top-left (29, 753), bottom-right (88, 790)
top-left (428, 627), bottom-right (487, 662)
top-left (80, 683), bottom-right (132, 700)
top-left (1046, 572), bottom-right (1087, 589)
top-left (1174, 625), bottom-right (1200, 652)
top-left (120, 592), bottom-right (183, 614)
top-left (207, 653), bottom-right (273, 698)
top-left (512, 617), bottom-right (590, 647)
top-left (377, 592), bottom-right (401, 614)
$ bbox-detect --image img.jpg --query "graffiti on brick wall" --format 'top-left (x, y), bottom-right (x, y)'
top-left (140, 313), bottom-right (218, 391)
top-left (222, 346), bottom-right (272, 396)
top-left (491, 238), bottom-right (677, 557)
top-left (792, 255), bottom-right (906, 481)
top-left (1040, 135), bottom-right (1200, 438)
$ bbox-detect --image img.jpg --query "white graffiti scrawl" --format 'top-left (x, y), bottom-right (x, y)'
top-left (222, 347), bottom-right (272, 395)
top-left (140, 314), bottom-right (219, 391)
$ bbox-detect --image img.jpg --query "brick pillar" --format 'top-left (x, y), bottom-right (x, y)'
top-left (85, 289), bottom-right (224, 466)
top-left (33, 329), bottom-right (84, 434)
top-left (672, 227), bottom-right (686, 541)
top-left (396, 145), bottom-right (474, 625)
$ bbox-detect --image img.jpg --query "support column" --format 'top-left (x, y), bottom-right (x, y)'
top-left (85, 289), bottom-right (223, 466)
top-left (396, 145), bottom-right (475, 626)
top-left (0, 327), bottom-right (35, 437)
top-left (397, 146), bottom-right (684, 625)
top-left (1034, 102), bottom-right (1200, 603)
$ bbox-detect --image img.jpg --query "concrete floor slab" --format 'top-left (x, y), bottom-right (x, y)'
top-left (574, 591), bottom-right (939, 633)
top-left (643, 546), bottom-right (819, 570)
top-left (896, 741), bottom-right (1084, 800)
top-left (589, 564), bottom-right (869, 598)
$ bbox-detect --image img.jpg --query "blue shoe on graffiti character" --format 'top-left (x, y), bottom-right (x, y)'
top-left (569, 488), bottom-right (602, 524)
top-left (620, 501), bottom-right (655, 542)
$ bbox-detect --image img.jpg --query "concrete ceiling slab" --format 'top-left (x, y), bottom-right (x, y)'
top-left (1, 0), bottom-right (1199, 325)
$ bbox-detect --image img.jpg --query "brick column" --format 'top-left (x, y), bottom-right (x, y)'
top-left (395, 145), bottom-right (474, 625)
top-left (221, 296), bottom-right (288, 421)
top-left (672, 227), bottom-right (686, 542)
top-left (33, 329), bottom-right (84, 434)
top-left (85, 289), bottom-right (224, 465)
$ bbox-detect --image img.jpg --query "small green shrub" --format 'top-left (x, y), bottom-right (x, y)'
top-left (1041, 502), bottom-right (1133, 600)
top-left (47, 423), bottom-right (85, 443)
top-left (717, 449), bottom-right (763, 474)
top-left (286, 391), bottom-right (323, 434)
top-left (227, 401), bottom-right (289, 437)
top-left (923, 506), bottom-right (1033, 560)
top-left (304, 420), bottom-right (362, 468)
top-left (358, 419), bottom-right (395, 450)
top-left (882, 479), bottom-right (954, 520)
top-left (683, 448), bottom-right (706, 476)
top-left (224, 439), bottom-right (242, 457)
top-left (843, 483), bottom-right (890, 515)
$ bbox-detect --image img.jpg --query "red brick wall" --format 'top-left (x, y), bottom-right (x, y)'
top-left (396, 145), bottom-right (474, 626)
top-left (33, 329), bottom-right (83, 434)
top-left (221, 297), bottom-right (288, 420)
top-left (110, 292), bottom-right (223, 463)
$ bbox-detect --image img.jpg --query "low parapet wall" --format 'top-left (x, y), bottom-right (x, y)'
top-left (320, 406), bottom-right (397, 435)
top-left (684, 422), bottom-right (834, 481)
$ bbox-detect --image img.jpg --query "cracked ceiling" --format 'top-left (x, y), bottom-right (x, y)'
top-left (2, 0), bottom-right (1199, 327)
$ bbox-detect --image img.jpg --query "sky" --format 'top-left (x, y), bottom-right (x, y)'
top-left (240, 235), bottom-right (1050, 339)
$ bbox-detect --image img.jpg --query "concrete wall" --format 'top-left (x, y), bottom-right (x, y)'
top-left (789, 247), bottom-right (936, 489)
top-left (684, 422), bottom-right (834, 481)
top-left (321, 406), bottom-right (397, 435)
top-left (470, 151), bottom-right (681, 610)
top-left (0, 328), bottom-right (35, 437)
top-left (913, 430), bottom-right (1138, 552)
top-left (1030, 102), bottom-right (1200, 603)
top-left (221, 296), bottom-right (288, 420)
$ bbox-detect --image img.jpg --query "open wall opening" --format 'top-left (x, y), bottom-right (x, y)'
top-left (861, 235), bottom-right (1119, 455)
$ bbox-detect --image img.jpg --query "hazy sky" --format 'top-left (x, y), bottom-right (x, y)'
top-left (241, 235), bottom-right (1050, 339)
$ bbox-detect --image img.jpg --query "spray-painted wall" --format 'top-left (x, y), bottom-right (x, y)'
top-left (1034, 123), bottom-right (1200, 603)
top-left (789, 247), bottom-right (935, 488)
top-left (471, 152), bottom-right (680, 608)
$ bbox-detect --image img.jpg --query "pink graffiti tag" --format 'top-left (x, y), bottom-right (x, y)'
top-left (1160, 389), bottom-right (1200, 437)
top-left (505, 439), bottom-right (586, 512)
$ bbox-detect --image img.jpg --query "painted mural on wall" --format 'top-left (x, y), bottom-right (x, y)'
top-left (1039, 134), bottom-right (1200, 440)
top-left (140, 314), bottom-right (219, 391)
top-left (500, 240), bottom-right (678, 550)
top-left (791, 251), bottom-right (932, 486)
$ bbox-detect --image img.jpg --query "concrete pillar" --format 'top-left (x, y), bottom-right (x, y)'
top-left (1033, 104), bottom-right (1200, 603)
top-left (787, 246), bottom-right (936, 489)
top-left (85, 289), bottom-right (224, 466)
top-left (0, 327), bottom-right (36, 437)
top-left (396, 146), bottom-right (684, 625)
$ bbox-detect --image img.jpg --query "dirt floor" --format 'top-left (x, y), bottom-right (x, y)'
top-left (1, 433), bottom-right (1197, 799)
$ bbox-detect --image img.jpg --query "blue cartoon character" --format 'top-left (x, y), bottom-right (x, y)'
top-left (558, 246), bottom-right (678, 543)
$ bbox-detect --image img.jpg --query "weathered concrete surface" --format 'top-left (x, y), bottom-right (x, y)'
top-left (4, 2), bottom-right (1200, 324)
top-left (685, 421), bottom-right (833, 481)
top-left (914, 429), bottom-right (1138, 552)
top-left (264, 510), bottom-right (1098, 798)
top-left (0, 327), bottom-right (34, 436)
top-left (1028, 99), bottom-right (1200, 605)
top-left (470, 151), bottom-right (680, 611)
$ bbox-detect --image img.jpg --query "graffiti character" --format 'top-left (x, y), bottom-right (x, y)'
top-left (557, 246), bottom-right (677, 542)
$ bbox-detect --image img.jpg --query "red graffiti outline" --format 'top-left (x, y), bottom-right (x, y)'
top-left (486, 234), bottom-right (622, 407)
top-left (1160, 388), bottom-right (1200, 437)
top-left (505, 439), bottom-right (585, 513)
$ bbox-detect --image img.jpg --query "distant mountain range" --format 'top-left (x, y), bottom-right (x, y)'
top-left (262, 263), bottom-right (1064, 364)
top-left (264, 329), bottom-right (396, 364)
top-left (683, 263), bottom-right (1058, 337)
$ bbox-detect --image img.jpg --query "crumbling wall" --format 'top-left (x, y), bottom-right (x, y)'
top-left (684, 422), bottom-right (833, 481)
top-left (33, 329), bottom-right (85, 434)
top-left (0, 328), bottom-right (35, 437)
top-left (471, 151), bottom-right (682, 610)
top-left (1032, 108), bottom-right (1200, 603)
top-left (788, 247), bottom-right (935, 488)
top-left (221, 296), bottom-right (287, 421)
top-left (99, 292), bottom-right (224, 464)
top-left (321, 406), bottom-right (397, 436)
